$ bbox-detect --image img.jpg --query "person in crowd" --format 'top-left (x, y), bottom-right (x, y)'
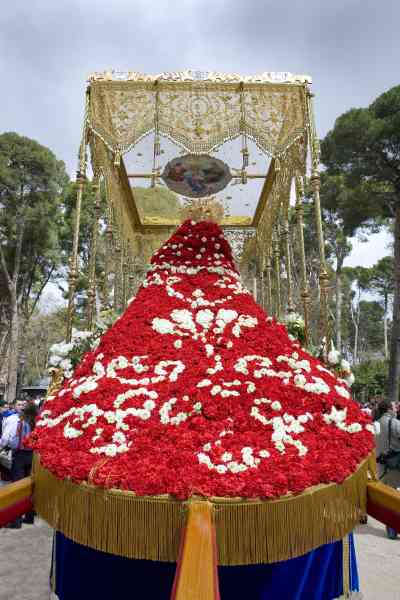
top-left (0, 400), bottom-right (25, 450)
top-left (375, 399), bottom-right (400, 539)
top-left (1, 402), bottom-right (14, 435)
top-left (2, 401), bottom-right (37, 528)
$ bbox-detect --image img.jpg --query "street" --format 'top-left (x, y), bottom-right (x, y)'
top-left (0, 517), bottom-right (399, 599)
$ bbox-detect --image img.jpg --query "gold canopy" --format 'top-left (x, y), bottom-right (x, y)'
top-left (67, 70), bottom-right (328, 353)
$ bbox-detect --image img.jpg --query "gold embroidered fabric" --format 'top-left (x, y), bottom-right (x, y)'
top-left (88, 69), bottom-right (312, 84)
top-left (86, 73), bottom-right (312, 271)
top-left (88, 81), bottom-right (308, 158)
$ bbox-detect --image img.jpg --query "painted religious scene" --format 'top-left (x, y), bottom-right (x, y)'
top-left (162, 154), bottom-right (232, 198)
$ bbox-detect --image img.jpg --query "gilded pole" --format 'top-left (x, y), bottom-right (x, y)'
top-left (264, 254), bottom-right (272, 315)
top-left (66, 173), bottom-right (85, 341)
top-left (273, 228), bottom-right (281, 320)
top-left (307, 87), bottom-right (330, 355)
top-left (122, 240), bottom-right (129, 310)
top-left (113, 236), bottom-right (122, 312)
top-left (105, 201), bottom-right (114, 302)
top-left (87, 178), bottom-right (102, 330)
top-left (295, 174), bottom-right (311, 347)
top-left (66, 89), bottom-right (90, 341)
top-left (128, 253), bottom-right (136, 299)
top-left (283, 216), bottom-right (295, 314)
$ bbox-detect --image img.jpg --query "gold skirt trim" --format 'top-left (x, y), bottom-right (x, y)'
top-left (33, 452), bottom-right (373, 566)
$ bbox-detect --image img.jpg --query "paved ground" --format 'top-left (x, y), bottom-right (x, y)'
top-left (0, 514), bottom-right (399, 599)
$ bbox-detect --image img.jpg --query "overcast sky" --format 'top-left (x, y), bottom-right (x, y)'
top-left (1, 0), bottom-right (398, 271)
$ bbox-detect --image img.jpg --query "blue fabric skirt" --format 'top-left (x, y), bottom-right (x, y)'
top-left (53, 531), bottom-right (359, 600)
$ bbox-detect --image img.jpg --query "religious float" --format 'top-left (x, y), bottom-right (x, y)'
top-left (1, 70), bottom-right (400, 600)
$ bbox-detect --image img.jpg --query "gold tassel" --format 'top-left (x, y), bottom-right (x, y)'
top-left (274, 157), bottom-right (281, 172)
top-left (33, 453), bottom-right (371, 566)
top-left (114, 150), bottom-right (121, 167)
top-left (154, 136), bottom-right (161, 156)
top-left (242, 147), bottom-right (249, 168)
top-left (342, 535), bottom-right (350, 596)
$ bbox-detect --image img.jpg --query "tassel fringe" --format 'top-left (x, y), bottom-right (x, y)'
top-left (33, 453), bottom-right (371, 565)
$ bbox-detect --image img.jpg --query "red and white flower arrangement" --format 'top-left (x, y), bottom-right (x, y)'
top-left (28, 220), bottom-right (373, 500)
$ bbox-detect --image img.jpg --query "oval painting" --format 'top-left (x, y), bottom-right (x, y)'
top-left (161, 154), bottom-right (231, 198)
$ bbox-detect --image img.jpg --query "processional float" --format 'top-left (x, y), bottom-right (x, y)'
top-left (1, 70), bottom-right (400, 600)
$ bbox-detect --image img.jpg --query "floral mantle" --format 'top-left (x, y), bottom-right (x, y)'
top-left (29, 220), bottom-right (374, 500)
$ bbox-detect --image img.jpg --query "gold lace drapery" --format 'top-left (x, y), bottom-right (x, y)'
top-left (88, 80), bottom-right (308, 159)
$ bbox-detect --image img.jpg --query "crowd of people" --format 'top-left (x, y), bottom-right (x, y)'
top-left (0, 398), bottom-right (40, 528)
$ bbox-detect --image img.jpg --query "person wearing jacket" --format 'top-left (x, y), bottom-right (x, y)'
top-left (376, 399), bottom-right (400, 539)
top-left (3, 402), bottom-right (37, 529)
top-left (0, 400), bottom-right (25, 450)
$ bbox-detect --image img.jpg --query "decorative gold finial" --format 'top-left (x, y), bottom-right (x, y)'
top-left (180, 196), bottom-right (224, 224)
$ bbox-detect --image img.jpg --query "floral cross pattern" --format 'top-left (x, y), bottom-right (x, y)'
top-left (29, 220), bottom-right (374, 500)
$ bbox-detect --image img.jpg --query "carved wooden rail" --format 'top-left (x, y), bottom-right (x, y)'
top-left (1, 478), bottom-right (399, 600)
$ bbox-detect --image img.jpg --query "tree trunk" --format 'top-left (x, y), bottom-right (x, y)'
top-left (383, 294), bottom-right (389, 360)
top-left (351, 289), bottom-right (360, 364)
top-left (5, 285), bottom-right (19, 404)
top-left (388, 204), bottom-right (400, 402)
top-left (353, 317), bottom-right (359, 364)
top-left (335, 260), bottom-right (344, 351)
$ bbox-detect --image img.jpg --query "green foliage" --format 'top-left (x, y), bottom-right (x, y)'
top-left (352, 360), bottom-right (389, 402)
top-left (321, 85), bottom-right (400, 209)
top-left (0, 132), bottom-right (69, 320)
top-left (321, 86), bottom-right (400, 401)
top-left (358, 300), bottom-right (386, 353)
top-left (319, 172), bottom-right (381, 238)
top-left (22, 307), bottom-right (68, 384)
top-left (369, 256), bottom-right (394, 311)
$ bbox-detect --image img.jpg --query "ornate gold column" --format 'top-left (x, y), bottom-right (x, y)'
top-left (122, 240), bottom-right (129, 311)
top-left (86, 178), bottom-right (102, 330)
top-left (295, 174), bottom-right (311, 347)
top-left (272, 228), bottom-right (281, 319)
top-left (104, 201), bottom-right (114, 303)
top-left (113, 234), bottom-right (123, 312)
top-left (66, 89), bottom-right (90, 341)
top-left (282, 216), bottom-right (295, 314)
top-left (307, 88), bottom-right (330, 354)
top-left (264, 254), bottom-right (272, 315)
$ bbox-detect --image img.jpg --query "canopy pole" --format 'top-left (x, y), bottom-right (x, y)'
top-left (306, 87), bottom-right (330, 356)
top-left (113, 206), bottom-right (123, 313)
top-left (283, 215), bottom-right (295, 314)
top-left (295, 174), bottom-right (311, 347)
top-left (122, 239), bottom-right (129, 310)
top-left (264, 254), bottom-right (273, 314)
top-left (66, 90), bottom-right (90, 342)
top-left (87, 176), bottom-right (102, 330)
top-left (104, 198), bottom-right (115, 304)
top-left (272, 227), bottom-right (281, 319)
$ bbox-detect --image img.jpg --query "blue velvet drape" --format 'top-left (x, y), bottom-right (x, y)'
top-left (53, 531), bottom-right (359, 600)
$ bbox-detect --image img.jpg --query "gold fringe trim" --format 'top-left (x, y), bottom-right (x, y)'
top-left (33, 453), bottom-right (371, 566)
top-left (342, 535), bottom-right (350, 596)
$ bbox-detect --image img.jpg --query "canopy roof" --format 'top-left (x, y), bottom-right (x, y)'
top-left (84, 70), bottom-right (313, 246)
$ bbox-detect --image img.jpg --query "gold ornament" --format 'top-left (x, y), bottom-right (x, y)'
top-left (180, 197), bottom-right (225, 224)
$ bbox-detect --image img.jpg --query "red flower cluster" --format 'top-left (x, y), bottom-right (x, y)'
top-left (28, 220), bottom-right (374, 500)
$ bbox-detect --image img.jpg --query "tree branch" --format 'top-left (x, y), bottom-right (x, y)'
top-left (0, 242), bottom-right (12, 291)
top-left (12, 208), bottom-right (27, 284)
top-left (27, 264), bottom-right (55, 319)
